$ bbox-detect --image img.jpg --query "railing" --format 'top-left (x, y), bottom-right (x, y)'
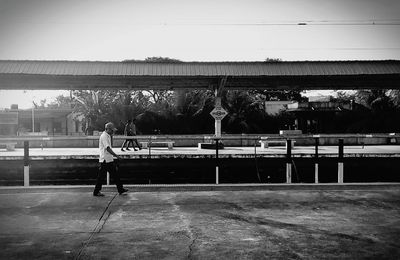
top-left (1, 133), bottom-right (399, 187)
top-left (0, 133), bottom-right (398, 148)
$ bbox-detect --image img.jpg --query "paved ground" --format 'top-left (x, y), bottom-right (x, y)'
top-left (0, 185), bottom-right (400, 259)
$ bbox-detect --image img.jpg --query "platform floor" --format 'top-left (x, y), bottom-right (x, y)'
top-left (0, 185), bottom-right (399, 259)
top-left (0, 145), bottom-right (400, 160)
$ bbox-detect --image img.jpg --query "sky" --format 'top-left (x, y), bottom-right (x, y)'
top-left (0, 0), bottom-right (400, 108)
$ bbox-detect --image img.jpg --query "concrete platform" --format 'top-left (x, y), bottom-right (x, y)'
top-left (1, 185), bottom-right (399, 259)
top-left (0, 145), bottom-right (400, 160)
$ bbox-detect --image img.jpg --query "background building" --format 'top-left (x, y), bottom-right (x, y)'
top-left (265, 101), bottom-right (295, 116)
top-left (287, 96), bottom-right (353, 133)
top-left (0, 105), bottom-right (84, 136)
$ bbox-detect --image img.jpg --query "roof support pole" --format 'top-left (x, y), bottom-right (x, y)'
top-left (31, 107), bottom-right (35, 133)
top-left (213, 76), bottom-right (227, 138)
top-left (214, 92), bottom-right (222, 138)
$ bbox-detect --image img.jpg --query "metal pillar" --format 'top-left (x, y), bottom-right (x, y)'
top-left (215, 138), bottom-right (219, 184)
top-left (214, 95), bottom-right (222, 138)
top-left (338, 139), bottom-right (344, 183)
top-left (315, 137), bottom-right (319, 183)
top-left (286, 139), bottom-right (292, 183)
top-left (31, 108), bottom-right (35, 133)
top-left (23, 141), bottom-right (29, 187)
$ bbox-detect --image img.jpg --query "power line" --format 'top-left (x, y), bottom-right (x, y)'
top-left (3, 19), bottom-right (400, 26)
top-left (194, 21), bottom-right (400, 26)
top-left (162, 19), bottom-right (400, 26)
top-left (258, 48), bottom-right (400, 50)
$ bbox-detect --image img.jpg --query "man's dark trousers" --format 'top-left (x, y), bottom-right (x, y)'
top-left (94, 161), bottom-right (124, 194)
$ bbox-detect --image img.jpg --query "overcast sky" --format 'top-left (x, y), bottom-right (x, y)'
top-left (0, 0), bottom-right (399, 108)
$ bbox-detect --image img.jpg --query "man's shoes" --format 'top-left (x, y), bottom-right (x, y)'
top-left (126, 148), bottom-right (131, 151)
top-left (121, 148), bottom-right (125, 152)
top-left (93, 192), bottom-right (105, 197)
top-left (119, 188), bottom-right (129, 195)
top-left (134, 149), bottom-right (138, 151)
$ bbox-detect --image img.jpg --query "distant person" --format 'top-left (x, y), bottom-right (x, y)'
top-left (131, 118), bottom-right (142, 150)
top-left (93, 122), bottom-right (128, 197)
top-left (121, 119), bottom-right (141, 151)
top-left (85, 125), bottom-right (94, 136)
top-left (121, 120), bottom-right (134, 151)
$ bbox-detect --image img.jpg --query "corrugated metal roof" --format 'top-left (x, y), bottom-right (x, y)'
top-left (0, 60), bottom-right (399, 77)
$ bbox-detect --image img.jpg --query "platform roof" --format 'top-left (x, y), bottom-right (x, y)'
top-left (0, 60), bottom-right (399, 90)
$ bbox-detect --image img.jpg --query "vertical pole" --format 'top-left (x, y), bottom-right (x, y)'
top-left (215, 119), bottom-right (221, 138)
top-left (32, 108), bottom-right (35, 133)
top-left (286, 139), bottom-right (292, 183)
top-left (215, 138), bottom-right (219, 184)
top-left (214, 87), bottom-right (221, 185)
top-left (315, 137), bottom-right (319, 183)
top-left (109, 134), bottom-right (113, 185)
top-left (338, 139), bottom-right (344, 183)
top-left (214, 88), bottom-right (222, 138)
top-left (24, 141), bottom-right (29, 187)
top-left (52, 117), bottom-right (55, 136)
top-left (148, 137), bottom-right (152, 158)
top-left (65, 117), bottom-right (68, 135)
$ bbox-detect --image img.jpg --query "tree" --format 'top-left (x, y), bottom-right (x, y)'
top-left (334, 89), bottom-right (400, 133)
top-left (387, 90), bottom-right (400, 108)
top-left (171, 90), bottom-right (214, 133)
top-left (335, 90), bottom-right (356, 102)
top-left (70, 90), bottom-right (115, 132)
top-left (264, 58), bottom-right (282, 62)
top-left (355, 89), bottom-right (393, 111)
top-left (144, 57), bottom-right (183, 63)
top-left (222, 90), bottom-right (267, 133)
top-left (122, 57), bottom-right (183, 63)
top-left (251, 90), bottom-right (305, 102)
top-left (46, 95), bottom-right (74, 108)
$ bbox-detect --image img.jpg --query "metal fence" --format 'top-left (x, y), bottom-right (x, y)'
top-left (0, 133), bottom-right (397, 186)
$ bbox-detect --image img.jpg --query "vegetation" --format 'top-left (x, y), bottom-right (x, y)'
top-left (43, 88), bottom-right (399, 134)
top-left (331, 90), bottom-right (400, 133)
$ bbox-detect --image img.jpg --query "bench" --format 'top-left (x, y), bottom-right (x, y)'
top-left (140, 141), bottom-right (175, 150)
top-left (259, 139), bottom-right (295, 149)
top-left (279, 130), bottom-right (302, 135)
top-left (0, 142), bottom-right (17, 151)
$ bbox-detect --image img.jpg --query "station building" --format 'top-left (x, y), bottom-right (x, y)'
top-left (286, 97), bottom-right (353, 133)
top-left (266, 96), bottom-right (355, 133)
top-left (0, 105), bottom-right (84, 136)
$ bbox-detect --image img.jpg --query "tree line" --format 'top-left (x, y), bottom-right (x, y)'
top-left (47, 88), bottom-right (400, 135)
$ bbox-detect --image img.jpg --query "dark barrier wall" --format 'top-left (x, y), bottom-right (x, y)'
top-left (0, 157), bottom-right (399, 185)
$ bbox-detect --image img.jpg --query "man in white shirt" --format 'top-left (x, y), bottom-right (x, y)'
top-left (93, 122), bottom-right (128, 197)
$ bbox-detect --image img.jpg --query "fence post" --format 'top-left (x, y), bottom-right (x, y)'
top-left (286, 139), bottom-right (292, 183)
top-left (148, 136), bottom-right (152, 158)
top-left (254, 137), bottom-right (257, 156)
top-left (215, 138), bottom-right (219, 184)
top-left (315, 137), bottom-right (319, 183)
top-left (338, 138), bottom-right (344, 183)
top-left (23, 141), bottom-right (29, 187)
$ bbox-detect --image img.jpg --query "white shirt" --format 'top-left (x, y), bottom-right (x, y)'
top-left (99, 131), bottom-right (114, 163)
